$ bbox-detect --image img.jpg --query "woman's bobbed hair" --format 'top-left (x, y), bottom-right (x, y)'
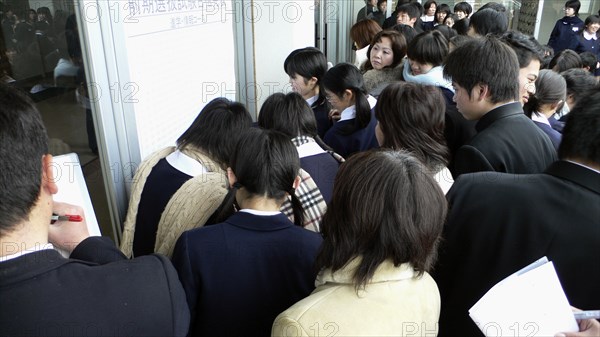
top-left (315, 150), bottom-right (447, 290)
top-left (350, 19), bottom-right (383, 50)
top-left (258, 92), bottom-right (318, 139)
top-left (258, 92), bottom-right (332, 150)
top-left (177, 97), bottom-right (252, 168)
top-left (407, 30), bottom-right (449, 67)
top-left (363, 30), bottom-right (408, 71)
top-left (375, 82), bottom-right (449, 171)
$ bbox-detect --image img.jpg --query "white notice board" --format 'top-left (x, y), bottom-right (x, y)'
top-left (107, 0), bottom-right (238, 160)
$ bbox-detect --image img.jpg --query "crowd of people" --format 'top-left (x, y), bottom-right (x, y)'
top-left (0, 5), bottom-right (81, 82)
top-left (1, 1), bottom-right (599, 336)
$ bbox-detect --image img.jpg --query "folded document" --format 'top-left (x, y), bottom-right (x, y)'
top-left (469, 257), bottom-right (579, 337)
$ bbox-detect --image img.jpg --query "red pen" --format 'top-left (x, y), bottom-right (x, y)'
top-left (51, 214), bottom-right (83, 224)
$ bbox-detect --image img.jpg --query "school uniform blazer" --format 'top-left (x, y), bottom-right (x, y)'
top-left (533, 121), bottom-right (562, 150)
top-left (323, 112), bottom-right (379, 159)
top-left (432, 161), bottom-right (600, 337)
top-left (0, 237), bottom-right (190, 337)
top-left (453, 102), bottom-right (557, 177)
top-left (548, 16), bottom-right (585, 53)
top-left (171, 211), bottom-right (323, 337)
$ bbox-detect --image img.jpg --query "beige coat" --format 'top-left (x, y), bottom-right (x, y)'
top-left (272, 258), bottom-right (440, 336)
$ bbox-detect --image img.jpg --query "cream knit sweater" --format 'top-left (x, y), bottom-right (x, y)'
top-left (120, 146), bottom-right (228, 258)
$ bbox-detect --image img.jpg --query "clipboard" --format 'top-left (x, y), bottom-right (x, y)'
top-left (52, 153), bottom-right (101, 237)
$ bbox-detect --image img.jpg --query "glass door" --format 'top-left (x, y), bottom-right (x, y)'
top-left (0, 0), bottom-right (113, 238)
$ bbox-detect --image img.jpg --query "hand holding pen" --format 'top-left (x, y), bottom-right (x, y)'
top-left (48, 201), bottom-right (90, 254)
top-left (555, 309), bottom-right (600, 337)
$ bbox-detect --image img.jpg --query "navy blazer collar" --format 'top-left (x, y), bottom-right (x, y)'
top-left (225, 211), bottom-right (295, 231)
top-left (475, 102), bottom-right (523, 133)
top-left (545, 160), bottom-right (600, 195)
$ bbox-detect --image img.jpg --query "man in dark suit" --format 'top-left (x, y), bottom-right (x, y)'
top-left (444, 35), bottom-right (557, 178)
top-left (0, 84), bottom-right (190, 336)
top-left (432, 88), bottom-right (600, 337)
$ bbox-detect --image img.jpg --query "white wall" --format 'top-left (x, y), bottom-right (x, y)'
top-left (28, 0), bottom-right (55, 12)
top-left (251, 0), bottom-right (315, 112)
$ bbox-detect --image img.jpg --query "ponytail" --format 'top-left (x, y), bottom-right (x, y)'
top-left (523, 95), bottom-right (539, 118)
top-left (354, 89), bottom-right (372, 129)
top-left (289, 189), bottom-right (305, 227)
top-left (338, 88), bottom-right (372, 136)
top-left (323, 63), bottom-right (371, 135)
top-left (212, 182), bottom-right (241, 224)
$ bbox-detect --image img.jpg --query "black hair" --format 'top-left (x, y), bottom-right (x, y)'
top-left (559, 87), bottom-right (600, 163)
top-left (423, 0), bottom-right (437, 12)
top-left (177, 97), bottom-right (252, 169)
top-left (215, 128), bottom-right (305, 226)
top-left (565, 0), bottom-right (581, 16)
top-left (541, 44), bottom-right (554, 59)
top-left (412, 2), bottom-right (424, 17)
top-left (397, 3), bottom-right (420, 19)
top-left (257, 92), bottom-right (332, 151)
top-left (284, 47), bottom-right (328, 100)
top-left (391, 23), bottom-right (418, 45)
top-left (323, 63), bottom-right (372, 135)
top-left (37, 7), bottom-right (52, 20)
top-left (523, 69), bottom-right (566, 118)
top-left (434, 4), bottom-right (451, 24)
top-left (579, 52), bottom-right (598, 73)
top-left (0, 85), bottom-right (48, 237)
top-left (453, 18), bottom-right (470, 35)
top-left (454, 2), bottom-right (472, 16)
top-left (443, 13), bottom-right (458, 26)
top-left (444, 35), bottom-right (520, 103)
top-left (585, 15), bottom-right (600, 27)
top-left (433, 24), bottom-right (457, 41)
top-left (407, 30), bottom-right (448, 67)
top-left (500, 31), bottom-right (544, 68)
top-left (549, 49), bottom-right (583, 73)
top-left (448, 34), bottom-right (473, 51)
top-left (469, 8), bottom-right (508, 36)
top-left (479, 2), bottom-right (507, 12)
top-left (315, 150), bottom-right (447, 290)
top-left (561, 68), bottom-right (598, 107)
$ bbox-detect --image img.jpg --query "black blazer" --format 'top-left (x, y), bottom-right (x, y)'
top-left (433, 161), bottom-right (600, 337)
top-left (453, 102), bottom-right (557, 177)
top-left (172, 211), bottom-right (322, 337)
top-left (0, 237), bottom-right (190, 336)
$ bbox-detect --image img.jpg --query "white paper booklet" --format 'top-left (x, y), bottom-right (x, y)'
top-left (469, 256), bottom-right (579, 337)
